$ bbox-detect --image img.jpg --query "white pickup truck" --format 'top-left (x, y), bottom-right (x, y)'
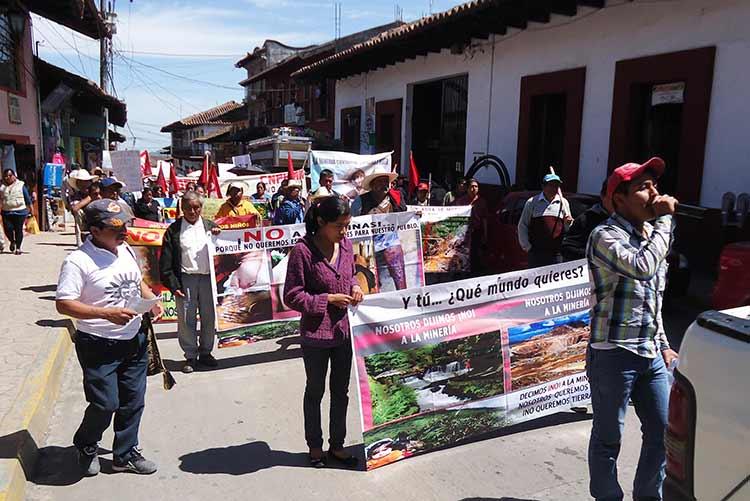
top-left (664, 307), bottom-right (750, 501)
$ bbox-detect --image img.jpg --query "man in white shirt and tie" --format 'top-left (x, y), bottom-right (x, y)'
top-left (159, 191), bottom-right (221, 373)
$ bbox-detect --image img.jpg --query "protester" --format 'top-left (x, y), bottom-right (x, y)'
top-left (55, 199), bottom-right (163, 476)
top-left (195, 185), bottom-right (205, 196)
top-left (66, 169), bottom-right (98, 207)
top-left (133, 188), bottom-right (162, 223)
top-left (271, 179), bottom-right (289, 213)
top-left (160, 191), bottom-right (222, 374)
top-left (561, 181), bottom-right (612, 261)
top-left (452, 178), bottom-right (489, 275)
top-left (0, 168), bottom-right (33, 255)
top-left (409, 182), bottom-right (430, 206)
top-left (152, 185), bottom-right (166, 198)
top-left (394, 175), bottom-right (409, 203)
top-left (443, 177), bottom-right (467, 206)
top-left (351, 172), bottom-right (408, 290)
top-left (185, 182), bottom-right (197, 192)
top-left (215, 182), bottom-right (261, 220)
top-left (100, 177), bottom-right (125, 201)
top-left (283, 195), bottom-right (364, 468)
top-left (250, 182), bottom-right (271, 203)
top-left (586, 157), bottom-right (679, 501)
top-left (311, 169), bottom-right (341, 200)
top-left (273, 180), bottom-right (305, 225)
top-left (517, 173), bottom-right (573, 268)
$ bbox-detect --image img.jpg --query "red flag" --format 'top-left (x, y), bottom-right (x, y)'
top-left (287, 151), bottom-right (295, 180)
top-left (408, 151), bottom-right (420, 196)
top-left (140, 150), bottom-right (152, 177)
top-left (168, 162), bottom-right (179, 195)
top-left (198, 152), bottom-right (210, 188)
top-left (155, 165), bottom-right (168, 194)
top-left (208, 163), bottom-right (222, 198)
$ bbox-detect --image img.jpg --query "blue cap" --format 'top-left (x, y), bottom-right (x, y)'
top-left (84, 199), bottom-right (133, 228)
top-left (100, 177), bottom-right (124, 189)
top-left (542, 173), bottom-right (562, 184)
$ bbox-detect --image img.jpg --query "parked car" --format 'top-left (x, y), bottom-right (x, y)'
top-left (664, 306), bottom-right (750, 500)
top-left (483, 191), bottom-right (690, 296)
top-left (712, 241), bottom-right (750, 310)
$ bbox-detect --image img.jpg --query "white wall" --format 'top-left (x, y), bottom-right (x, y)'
top-left (334, 0), bottom-right (750, 208)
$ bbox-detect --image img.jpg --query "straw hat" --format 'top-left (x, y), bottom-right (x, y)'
top-left (68, 169), bottom-right (99, 191)
top-left (309, 186), bottom-right (331, 202)
top-left (362, 171), bottom-right (397, 192)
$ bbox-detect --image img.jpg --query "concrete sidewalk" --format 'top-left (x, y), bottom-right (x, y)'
top-left (27, 324), bottom-right (645, 501)
top-left (0, 229), bottom-right (77, 501)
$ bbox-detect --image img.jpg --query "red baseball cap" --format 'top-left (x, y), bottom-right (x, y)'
top-left (417, 182), bottom-right (429, 192)
top-left (605, 157), bottom-right (665, 201)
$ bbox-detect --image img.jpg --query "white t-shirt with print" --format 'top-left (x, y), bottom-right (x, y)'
top-left (56, 238), bottom-right (143, 340)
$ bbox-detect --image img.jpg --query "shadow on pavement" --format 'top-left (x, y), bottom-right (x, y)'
top-left (21, 284), bottom-right (58, 293)
top-left (163, 336), bottom-right (303, 371)
top-left (179, 441), bottom-right (364, 474)
top-left (460, 498), bottom-right (540, 501)
top-left (29, 445), bottom-right (84, 486)
top-left (36, 242), bottom-right (77, 248)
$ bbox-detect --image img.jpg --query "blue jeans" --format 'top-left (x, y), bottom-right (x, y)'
top-left (73, 330), bottom-right (148, 462)
top-left (587, 347), bottom-right (669, 501)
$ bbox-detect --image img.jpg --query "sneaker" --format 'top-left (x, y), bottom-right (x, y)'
top-left (198, 353), bottom-right (218, 368)
top-left (112, 449), bottom-right (158, 475)
top-left (182, 359), bottom-right (196, 374)
top-left (78, 445), bottom-right (100, 477)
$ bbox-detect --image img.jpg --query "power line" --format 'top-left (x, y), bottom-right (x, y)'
top-left (114, 50), bottom-right (240, 91)
top-left (119, 49), bottom-right (242, 58)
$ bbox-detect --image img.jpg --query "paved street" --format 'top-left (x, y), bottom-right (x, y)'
top-left (27, 323), bottom-right (645, 501)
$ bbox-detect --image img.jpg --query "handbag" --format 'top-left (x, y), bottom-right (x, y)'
top-left (25, 215), bottom-right (40, 234)
top-left (142, 313), bottom-right (176, 390)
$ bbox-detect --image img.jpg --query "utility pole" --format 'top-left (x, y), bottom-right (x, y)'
top-left (100, 0), bottom-right (114, 149)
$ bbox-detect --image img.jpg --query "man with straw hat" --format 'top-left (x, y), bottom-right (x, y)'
top-left (517, 170), bottom-right (573, 268)
top-left (351, 171), bottom-right (408, 291)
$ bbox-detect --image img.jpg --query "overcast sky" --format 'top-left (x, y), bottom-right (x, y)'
top-left (32, 0), bottom-right (462, 151)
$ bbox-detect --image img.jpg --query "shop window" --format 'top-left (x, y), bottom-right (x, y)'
top-left (0, 12), bottom-right (22, 92)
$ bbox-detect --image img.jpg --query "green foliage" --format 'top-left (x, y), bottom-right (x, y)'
top-left (369, 377), bottom-right (419, 426)
top-left (444, 378), bottom-right (504, 399)
top-left (365, 408), bottom-right (506, 451)
top-left (217, 320), bottom-right (300, 342)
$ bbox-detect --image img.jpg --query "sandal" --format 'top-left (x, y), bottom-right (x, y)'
top-left (309, 454), bottom-right (327, 468)
top-left (327, 451), bottom-right (359, 468)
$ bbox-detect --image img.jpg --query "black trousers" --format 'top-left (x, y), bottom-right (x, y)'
top-left (302, 342), bottom-right (352, 450)
top-left (527, 249), bottom-right (563, 269)
top-left (73, 330), bottom-right (148, 462)
top-left (2, 213), bottom-right (25, 249)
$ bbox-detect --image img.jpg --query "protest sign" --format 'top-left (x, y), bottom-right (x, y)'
top-left (155, 198), bottom-right (178, 224)
top-left (348, 260), bottom-right (593, 470)
top-left (309, 151), bottom-right (392, 197)
top-left (218, 170), bottom-right (306, 199)
top-left (126, 220), bottom-right (176, 322)
top-left (408, 205), bottom-right (472, 280)
top-left (209, 211), bottom-right (425, 348)
top-left (109, 150), bottom-right (142, 190)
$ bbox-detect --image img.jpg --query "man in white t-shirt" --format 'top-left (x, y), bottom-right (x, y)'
top-left (56, 199), bottom-right (164, 477)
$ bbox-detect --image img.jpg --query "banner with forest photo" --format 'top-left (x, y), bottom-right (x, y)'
top-left (348, 260), bottom-right (594, 470)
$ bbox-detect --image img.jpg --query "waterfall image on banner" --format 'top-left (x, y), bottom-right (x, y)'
top-left (508, 311), bottom-right (590, 391)
top-left (420, 215), bottom-right (470, 273)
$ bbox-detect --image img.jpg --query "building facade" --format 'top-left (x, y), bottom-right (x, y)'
top-left (297, 0), bottom-right (750, 208)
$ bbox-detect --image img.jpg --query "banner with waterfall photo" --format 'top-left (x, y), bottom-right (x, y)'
top-left (210, 211), bottom-right (425, 348)
top-left (408, 205), bottom-right (472, 281)
top-left (347, 260), bottom-right (593, 470)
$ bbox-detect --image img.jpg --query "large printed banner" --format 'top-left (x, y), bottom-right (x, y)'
top-left (217, 170), bottom-right (307, 199)
top-left (209, 212), bottom-right (425, 348)
top-left (309, 151), bottom-right (392, 198)
top-left (348, 260), bottom-right (593, 470)
top-left (126, 219), bottom-right (177, 322)
top-left (408, 205), bottom-right (472, 278)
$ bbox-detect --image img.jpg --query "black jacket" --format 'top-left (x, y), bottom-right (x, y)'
top-left (159, 217), bottom-right (217, 293)
top-left (561, 203), bottom-right (610, 261)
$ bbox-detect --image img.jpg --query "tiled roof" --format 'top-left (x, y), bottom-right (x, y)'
top-left (294, 0), bottom-right (605, 79)
top-left (161, 101), bottom-right (243, 132)
top-left (192, 126), bottom-right (233, 143)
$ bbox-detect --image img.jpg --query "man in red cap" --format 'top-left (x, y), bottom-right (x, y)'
top-left (585, 157), bottom-right (679, 501)
top-left (409, 182), bottom-right (430, 206)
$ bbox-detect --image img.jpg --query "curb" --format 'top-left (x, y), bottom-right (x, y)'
top-left (0, 321), bottom-right (75, 501)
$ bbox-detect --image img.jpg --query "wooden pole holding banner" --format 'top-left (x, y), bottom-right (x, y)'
top-left (428, 172), bottom-right (433, 206)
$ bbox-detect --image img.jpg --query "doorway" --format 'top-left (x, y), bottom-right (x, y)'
top-left (516, 68), bottom-right (586, 191)
top-left (375, 99), bottom-right (402, 168)
top-left (340, 106), bottom-right (361, 153)
top-left (608, 47), bottom-right (715, 204)
top-left (410, 75), bottom-right (468, 190)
